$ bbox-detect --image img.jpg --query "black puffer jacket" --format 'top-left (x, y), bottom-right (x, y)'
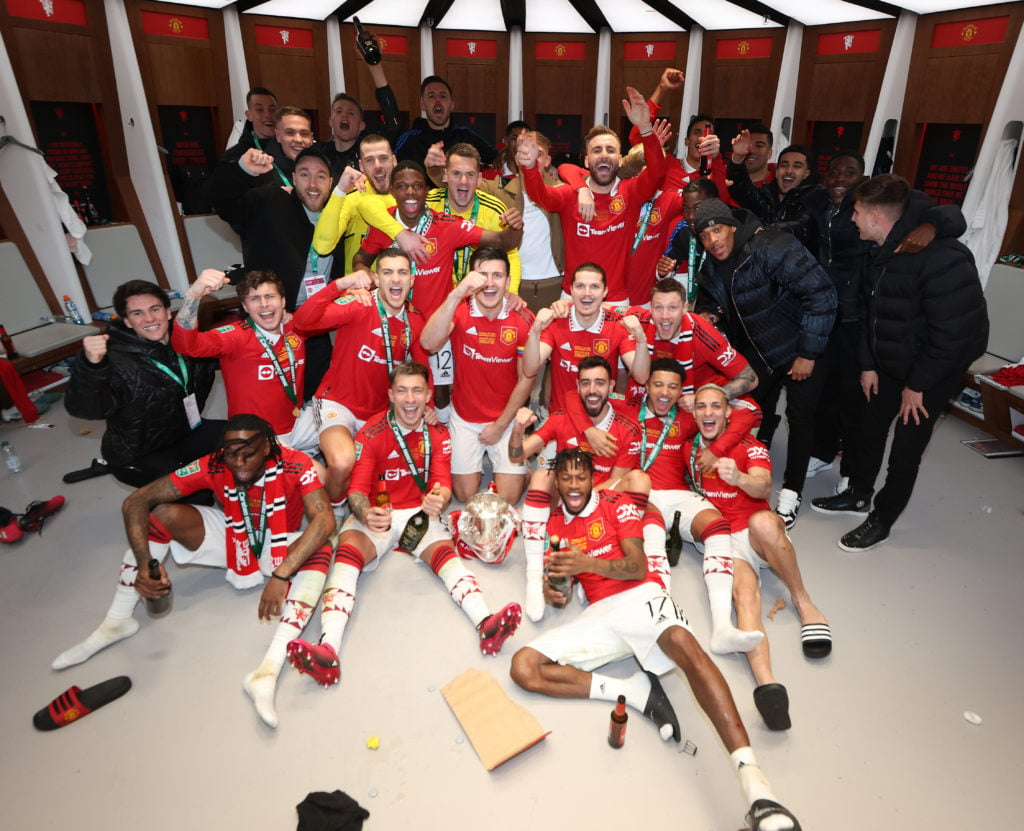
top-left (697, 218), bottom-right (837, 371)
top-left (64, 321), bottom-right (217, 467)
top-left (859, 200), bottom-right (988, 390)
top-left (727, 159), bottom-right (823, 258)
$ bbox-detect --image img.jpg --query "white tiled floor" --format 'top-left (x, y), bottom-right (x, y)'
top-left (1, 395), bottom-right (1022, 830)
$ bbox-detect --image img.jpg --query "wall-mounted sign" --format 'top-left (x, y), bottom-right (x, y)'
top-left (931, 16), bottom-right (1009, 48)
top-left (817, 30), bottom-right (881, 55)
top-left (31, 100), bottom-right (111, 225)
top-left (254, 24), bottom-right (313, 50)
top-left (623, 42), bottom-right (676, 61)
top-left (535, 42), bottom-right (586, 61)
top-left (914, 123), bottom-right (982, 206)
top-left (447, 38), bottom-right (497, 59)
top-left (715, 38), bottom-right (772, 60)
top-left (140, 10), bottom-right (209, 40)
top-left (158, 105), bottom-right (217, 214)
top-left (6, 0), bottom-right (86, 25)
top-left (808, 121), bottom-right (864, 177)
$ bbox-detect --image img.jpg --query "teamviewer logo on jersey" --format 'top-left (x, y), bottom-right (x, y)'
top-left (577, 223), bottom-right (591, 237)
top-left (258, 364), bottom-right (275, 380)
top-left (358, 344), bottom-right (377, 363)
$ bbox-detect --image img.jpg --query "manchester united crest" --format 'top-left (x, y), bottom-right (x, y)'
top-left (593, 339), bottom-right (610, 355)
top-left (609, 195), bottom-right (626, 214)
top-left (588, 520), bottom-right (604, 541)
top-left (500, 326), bottom-right (517, 345)
top-left (424, 238), bottom-right (438, 257)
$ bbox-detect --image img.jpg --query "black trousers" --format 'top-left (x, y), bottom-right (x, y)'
top-left (810, 322), bottom-right (864, 478)
top-left (749, 350), bottom-right (830, 495)
top-left (850, 368), bottom-right (965, 528)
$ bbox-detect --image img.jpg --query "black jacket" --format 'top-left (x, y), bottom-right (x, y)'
top-left (319, 84), bottom-right (402, 181)
top-left (209, 162), bottom-right (345, 310)
top-left (64, 321), bottom-right (216, 467)
top-left (394, 118), bottom-right (497, 166)
top-left (727, 160), bottom-right (823, 257)
top-left (697, 219), bottom-right (837, 371)
top-left (859, 200), bottom-right (988, 390)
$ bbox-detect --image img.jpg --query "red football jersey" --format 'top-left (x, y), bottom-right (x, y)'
top-left (539, 307), bottom-right (637, 411)
top-left (361, 208), bottom-right (484, 319)
top-left (534, 406), bottom-right (641, 485)
top-left (350, 412), bottom-right (453, 510)
top-left (292, 284), bottom-right (429, 419)
top-left (522, 132), bottom-right (665, 302)
top-left (683, 434), bottom-right (771, 531)
top-left (627, 188), bottom-right (685, 306)
top-left (449, 298), bottom-right (534, 423)
top-left (632, 405), bottom-right (698, 491)
top-left (172, 320), bottom-right (304, 435)
top-left (548, 490), bottom-right (656, 604)
top-left (170, 447), bottom-right (321, 541)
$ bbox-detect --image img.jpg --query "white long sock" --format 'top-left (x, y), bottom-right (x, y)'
top-left (320, 560), bottom-right (361, 653)
top-left (244, 568), bottom-right (326, 730)
top-left (731, 747), bottom-right (794, 831)
top-left (51, 543), bottom-right (170, 670)
top-left (521, 490), bottom-right (551, 622)
top-left (435, 555), bottom-right (489, 627)
top-left (643, 519), bottom-right (671, 593)
top-left (703, 533), bottom-right (763, 654)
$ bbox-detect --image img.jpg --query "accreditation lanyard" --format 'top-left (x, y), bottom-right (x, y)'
top-left (252, 134), bottom-right (292, 187)
top-left (375, 292), bottom-right (411, 374)
top-left (687, 435), bottom-right (705, 496)
top-left (446, 192), bottom-right (480, 283)
top-left (146, 354), bottom-right (189, 390)
top-left (238, 483), bottom-right (268, 560)
top-left (639, 401), bottom-right (677, 472)
top-left (632, 199), bottom-right (655, 254)
top-left (387, 411), bottom-right (431, 493)
top-left (249, 319), bottom-right (299, 414)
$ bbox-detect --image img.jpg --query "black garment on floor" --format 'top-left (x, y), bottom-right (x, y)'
top-left (296, 790), bottom-right (369, 831)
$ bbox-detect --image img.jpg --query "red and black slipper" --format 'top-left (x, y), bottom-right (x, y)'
top-left (18, 496), bottom-right (65, 534)
top-left (33, 676), bottom-right (132, 731)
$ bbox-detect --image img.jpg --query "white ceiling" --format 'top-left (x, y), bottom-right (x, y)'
top-left (154, 0), bottom-right (1015, 32)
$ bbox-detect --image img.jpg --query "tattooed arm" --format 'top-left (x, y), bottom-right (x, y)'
top-left (176, 269), bottom-right (230, 331)
top-left (547, 534), bottom-right (647, 583)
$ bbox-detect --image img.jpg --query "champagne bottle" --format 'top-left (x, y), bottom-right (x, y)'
top-left (354, 16), bottom-right (382, 65)
top-left (545, 535), bottom-right (573, 601)
top-left (698, 125), bottom-right (713, 176)
top-left (608, 695), bottom-right (628, 748)
top-left (145, 558), bottom-right (173, 616)
top-left (398, 482), bottom-right (441, 553)
top-left (666, 510), bottom-right (683, 567)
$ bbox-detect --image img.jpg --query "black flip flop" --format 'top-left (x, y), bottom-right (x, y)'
top-left (63, 458), bottom-right (110, 484)
top-left (33, 676), bottom-right (132, 730)
top-left (753, 682), bottom-right (791, 731)
top-left (746, 798), bottom-right (802, 831)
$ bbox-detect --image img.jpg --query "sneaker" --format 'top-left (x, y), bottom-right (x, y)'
top-left (775, 488), bottom-right (801, 531)
top-left (811, 488), bottom-right (870, 516)
top-left (834, 476), bottom-right (850, 496)
top-left (838, 514), bottom-right (890, 552)
top-left (805, 457), bottom-right (832, 478)
top-left (0, 507), bottom-right (23, 544)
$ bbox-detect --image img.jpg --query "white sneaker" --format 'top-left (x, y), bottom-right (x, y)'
top-left (775, 488), bottom-right (802, 531)
top-left (834, 476), bottom-right (850, 496)
top-left (805, 457), bottom-right (832, 478)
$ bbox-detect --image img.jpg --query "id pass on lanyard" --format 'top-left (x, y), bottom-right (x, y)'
top-left (148, 354), bottom-right (201, 430)
top-left (303, 245), bottom-right (328, 297)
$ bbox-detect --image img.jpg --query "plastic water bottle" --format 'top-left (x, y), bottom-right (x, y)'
top-left (63, 295), bottom-right (86, 325)
top-left (2, 440), bottom-right (24, 473)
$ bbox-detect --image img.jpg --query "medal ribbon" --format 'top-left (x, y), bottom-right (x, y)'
top-left (639, 401), bottom-right (677, 472)
top-left (387, 410), bottom-right (431, 493)
top-left (632, 199), bottom-right (655, 254)
top-left (375, 290), bottom-right (411, 375)
top-left (687, 434), bottom-right (705, 496)
top-left (446, 191), bottom-right (480, 283)
top-left (238, 484), bottom-right (268, 560)
top-left (248, 318), bottom-right (298, 407)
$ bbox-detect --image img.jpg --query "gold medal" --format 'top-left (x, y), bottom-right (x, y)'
top-left (293, 407), bottom-right (301, 417)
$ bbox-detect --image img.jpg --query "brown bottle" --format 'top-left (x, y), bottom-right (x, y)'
top-left (145, 558), bottom-right (173, 617)
top-left (0, 325), bottom-right (18, 359)
top-left (375, 474), bottom-right (392, 530)
top-left (354, 16), bottom-right (382, 65)
top-left (608, 695), bottom-right (628, 748)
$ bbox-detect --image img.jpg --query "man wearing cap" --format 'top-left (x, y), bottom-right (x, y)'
top-left (693, 198), bottom-right (836, 531)
top-left (209, 144), bottom-right (354, 399)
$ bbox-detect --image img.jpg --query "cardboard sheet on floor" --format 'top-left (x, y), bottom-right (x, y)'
top-left (441, 668), bottom-right (549, 770)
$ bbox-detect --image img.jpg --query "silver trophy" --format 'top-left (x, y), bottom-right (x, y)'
top-left (455, 492), bottom-right (519, 564)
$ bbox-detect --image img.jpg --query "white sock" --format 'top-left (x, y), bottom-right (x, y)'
top-left (732, 747), bottom-right (794, 831)
top-left (434, 405), bottom-right (451, 424)
top-left (589, 671), bottom-right (651, 712)
top-left (643, 520), bottom-right (671, 593)
top-left (51, 544), bottom-right (168, 670)
top-left (320, 561), bottom-right (361, 652)
top-left (259, 569), bottom-right (326, 674)
top-left (243, 669), bottom-right (279, 729)
top-left (703, 536), bottom-right (763, 654)
top-left (521, 491), bottom-right (551, 622)
top-left (436, 556), bottom-right (489, 627)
